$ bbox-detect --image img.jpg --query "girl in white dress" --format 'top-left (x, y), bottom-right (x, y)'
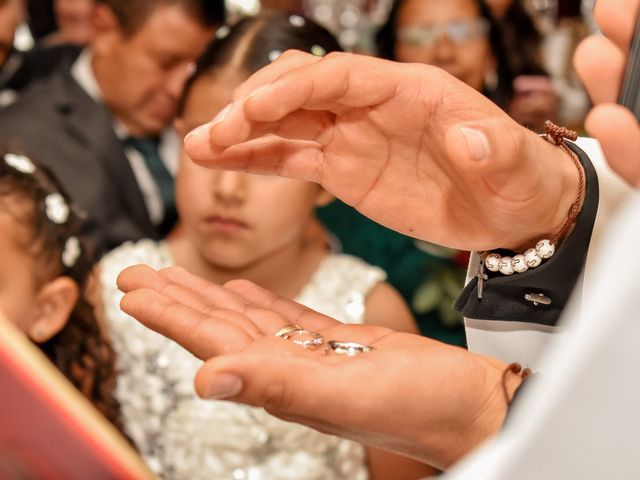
top-left (98, 12), bottom-right (435, 480)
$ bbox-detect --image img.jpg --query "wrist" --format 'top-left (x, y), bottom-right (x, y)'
top-left (433, 356), bottom-right (522, 469)
top-left (502, 133), bottom-right (583, 251)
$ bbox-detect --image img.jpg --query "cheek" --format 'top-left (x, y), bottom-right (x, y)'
top-left (461, 41), bottom-right (491, 71)
top-left (251, 192), bottom-right (315, 238)
top-left (175, 167), bottom-right (213, 215)
top-left (0, 281), bottom-right (38, 333)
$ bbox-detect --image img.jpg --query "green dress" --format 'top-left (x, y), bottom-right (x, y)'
top-left (317, 200), bottom-right (467, 346)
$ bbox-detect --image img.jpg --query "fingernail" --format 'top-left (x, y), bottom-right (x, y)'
top-left (185, 122), bottom-right (212, 145)
top-left (211, 103), bottom-right (232, 126)
top-left (184, 103), bottom-right (232, 144)
top-left (203, 373), bottom-right (243, 399)
top-left (459, 127), bottom-right (491, 161)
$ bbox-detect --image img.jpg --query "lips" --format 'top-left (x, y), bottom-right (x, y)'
top-left (204, 215), bottom-right (249, 234)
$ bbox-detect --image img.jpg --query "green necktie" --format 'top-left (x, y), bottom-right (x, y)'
top-left (124, 136), bottom-right (175, 216)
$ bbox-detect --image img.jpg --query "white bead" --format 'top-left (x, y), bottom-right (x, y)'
top-left (511, 254), bottom-right (528, 273)
top-left (524, 248), bottom-right (542, 268)
top-left (484, 253), bottom-right (501, 272)
top-left (498, 256), bottom-right (514, 275)
top-left (535, 239), bottom-right (555, 259)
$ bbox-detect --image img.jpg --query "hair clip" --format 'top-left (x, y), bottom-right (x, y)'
top-left (45, 193), bottom-right (70, 224)
top-left (4, 153), bottom-right (36, 174)
top-left (215, 25), bottom-right (230, 39)
top-left (62, 236), bottom-right (81, 268)
top-left (310, 45), bottom-right (326, 57)
top-left (268, 50), bottom-right (283, 62)
top-left (289, 15), bottom-right (305, 27)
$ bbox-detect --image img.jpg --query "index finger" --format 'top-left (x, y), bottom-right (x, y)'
top-left (184, 53), bottom-right (411, 157)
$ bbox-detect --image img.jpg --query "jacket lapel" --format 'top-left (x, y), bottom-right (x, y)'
top-left (50, 68), bottom-right (155, 234)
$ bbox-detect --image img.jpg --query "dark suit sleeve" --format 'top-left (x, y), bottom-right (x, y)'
top-left (454, 141), bottom-right (598, 327)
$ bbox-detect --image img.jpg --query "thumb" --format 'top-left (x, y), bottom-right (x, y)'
top-left (193, 351), bottom-right (373, 424)
top-left (445, 115), bottom-right (528, 175)
top-left (445, 116), bottom-right (562, 205)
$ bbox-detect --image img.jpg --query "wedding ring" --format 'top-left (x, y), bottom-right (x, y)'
top-left (326, 340), bottom-right (375, 356)
top-left (275, 324), bottom-right (303, 338)
top-left (276, 326), bottom-right (324, 349)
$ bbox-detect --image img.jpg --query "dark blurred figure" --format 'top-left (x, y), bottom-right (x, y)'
top-left (488, 0), bottom-right (559, 130)
top-left (0, 0), bottom-right (26, 105)
top-left (0, 0), bottom-right (224, 257)
top-left (26, 0), bottom-right (56, 40)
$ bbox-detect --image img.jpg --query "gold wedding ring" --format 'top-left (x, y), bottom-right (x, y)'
top-left (275, 324), bottom-right (303, 338)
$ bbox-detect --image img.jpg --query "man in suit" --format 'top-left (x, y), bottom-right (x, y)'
top-left (0, 0), bottom-right (224, 256)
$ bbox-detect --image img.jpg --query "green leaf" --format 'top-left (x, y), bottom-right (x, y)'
top-left (412, 280), bottom-right (442, 313)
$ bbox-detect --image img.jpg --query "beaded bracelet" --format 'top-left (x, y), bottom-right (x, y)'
top-left (478, 121), bottom-right (585, 280)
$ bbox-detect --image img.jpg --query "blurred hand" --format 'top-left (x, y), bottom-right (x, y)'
top-left (185, 53), bottom-right (578, 251)
top-left (117, 264), bottom-right (517, 469)
top-left (574, 0), bottom-right (640, 186)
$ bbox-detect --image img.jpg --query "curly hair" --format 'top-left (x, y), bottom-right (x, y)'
top-left (0, 147), bottom-right (123, 432)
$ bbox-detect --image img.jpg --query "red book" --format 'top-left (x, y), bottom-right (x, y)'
top-left (0, 314), bottom-right (153, 479)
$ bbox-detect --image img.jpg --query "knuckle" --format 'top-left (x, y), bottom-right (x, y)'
top-left (262, 367), bottom-right (293, 413)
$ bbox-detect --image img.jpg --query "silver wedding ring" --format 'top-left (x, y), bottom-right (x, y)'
top-left (326, 340), bottom-right (374, 356)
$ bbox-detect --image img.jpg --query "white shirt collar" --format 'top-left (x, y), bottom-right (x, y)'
top-left (70, 48), bottom-right (130, 139)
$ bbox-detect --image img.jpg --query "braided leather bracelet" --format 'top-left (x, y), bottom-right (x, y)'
top-left (480, 121), bottom-right (585, 277)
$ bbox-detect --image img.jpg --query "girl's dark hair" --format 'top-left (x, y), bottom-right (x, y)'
top-left (178, 11), bottom-right (343, 115)
top-left (374, 0), bottom-right (515, 108)
top-left (0, 147), bottom-right (122, 431)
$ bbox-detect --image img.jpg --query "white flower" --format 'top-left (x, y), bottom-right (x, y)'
top-left (62, 236), bottom-right (81, 268)
top-left (45, 193), bottom-right (70, 224)
top-left (268, 49), bottom-right (282, 62)
top-left (215, 25), bottom-right (230, 39)
top-left (289, 15), bottom-right (305, 27)
top-left (4, 153), bottom-right (36, 174)
top-left (310, 45), bottom-right (326, 57)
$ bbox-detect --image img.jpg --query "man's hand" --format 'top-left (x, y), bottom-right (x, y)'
top-left (118, 264), bottom-right (517, 469)
top-left (184, 54), bottom-right (578, 251)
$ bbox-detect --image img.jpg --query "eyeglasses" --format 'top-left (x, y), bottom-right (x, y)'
top-left (397, 18), bottom-right (490, 47)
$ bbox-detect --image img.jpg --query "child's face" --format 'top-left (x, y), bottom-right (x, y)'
top-left (175, 69), bottom-right (331, 269)
top-left (0, 210), bottom-right (40, 331)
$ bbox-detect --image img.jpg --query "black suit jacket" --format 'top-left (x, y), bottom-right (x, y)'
top-left (0, 53), bottom-right (159, 257)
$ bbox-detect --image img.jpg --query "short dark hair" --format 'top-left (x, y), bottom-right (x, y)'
top-left (95, 0), bottom-right (226, 35)
top-left (178, 11), bottom-right (343, 115)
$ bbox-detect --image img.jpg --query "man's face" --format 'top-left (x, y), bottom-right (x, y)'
top-left (0, 0), bottom-right (23, 68)
top-left (92, 4), bottom-right (213, 137)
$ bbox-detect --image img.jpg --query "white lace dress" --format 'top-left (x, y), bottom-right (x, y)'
top-left (100, 240), bottom-right (386, 480)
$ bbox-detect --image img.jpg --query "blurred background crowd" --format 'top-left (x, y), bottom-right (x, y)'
top-left (0, 0), bottom-right (599, 351)
top-left (0, 0), bottom-right (609, 478)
